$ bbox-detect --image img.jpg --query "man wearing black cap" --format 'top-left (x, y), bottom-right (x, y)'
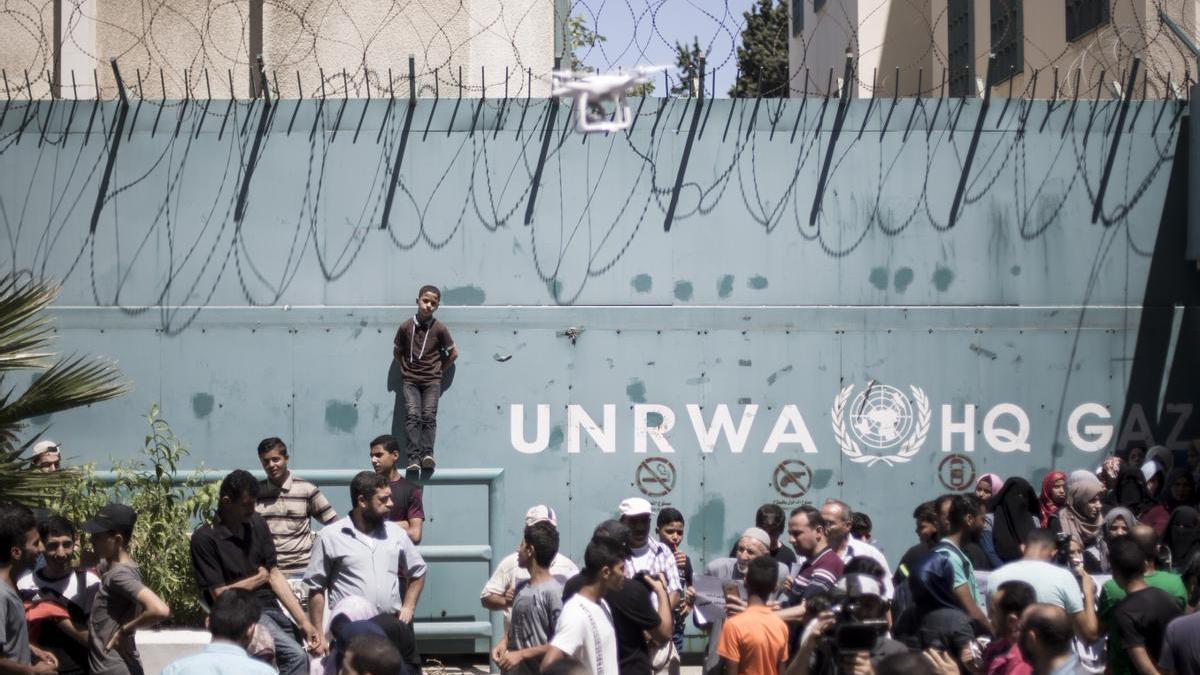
top-left (190, 470), bottom-right (322, 674)
top-left (82, 503), bottom-right (170, 675)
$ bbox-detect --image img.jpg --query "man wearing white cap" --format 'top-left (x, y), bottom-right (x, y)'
top-left (618, 498), bottom-right (682, 609)
top-left (698, 528), bottom-right (790, 675)
top-left (29, 440), bottom-right (61, 472)
top-left (481, 506), bottom-right (579, 621)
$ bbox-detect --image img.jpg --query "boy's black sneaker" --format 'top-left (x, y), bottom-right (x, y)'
top-left (420, 454), bottom-right (436, 470)
top-left (405, 461), bottom-right (421, 473)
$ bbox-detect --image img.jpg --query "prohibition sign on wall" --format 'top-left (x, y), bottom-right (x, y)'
top-left (772, 460), bottom-right (813, 498)
top-left (636, 458), bottom-right (677, 497)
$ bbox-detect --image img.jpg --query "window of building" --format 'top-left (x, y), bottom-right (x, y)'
top-left (793, 0), bottom-right (803, 36)
top-left (1065, 0), bottom-right (1109, 42)
top-left (990, 0), bottom-right (1023, 85)
top-left (947, 0), bottom-right (974, 96)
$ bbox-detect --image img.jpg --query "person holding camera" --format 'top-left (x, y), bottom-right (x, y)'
top-left (785, 574), bottom-right (907, 675)
top-left (985, 529), bottom-right (1100, 645)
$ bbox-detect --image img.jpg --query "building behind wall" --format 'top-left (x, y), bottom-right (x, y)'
top-left (788, 0), bottom-right (1200, 98)
top-left (0, 0), bottom-right (564, 99)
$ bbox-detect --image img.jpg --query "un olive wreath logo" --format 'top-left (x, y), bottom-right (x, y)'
top-left (832, 382), bottom-right (931, 467)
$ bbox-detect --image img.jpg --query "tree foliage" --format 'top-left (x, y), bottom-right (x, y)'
top-left (563, 13), bottom-right (655, 96)
top-left (672, 38), bottom-right (706, 97)
top-left (729, 0), bottom-right (791, 97)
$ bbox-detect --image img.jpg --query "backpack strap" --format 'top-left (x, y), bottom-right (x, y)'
top-left (931, 541), bottom-right (970, 575)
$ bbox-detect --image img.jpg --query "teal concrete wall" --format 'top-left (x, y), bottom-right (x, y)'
top-left (2, 93), bottom-right (1197, 647)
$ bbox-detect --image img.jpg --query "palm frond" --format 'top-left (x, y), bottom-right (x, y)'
top-left (0, 446), bottom-right (79, 506)
top-left (0, 276), bottom-right (58, 373)
top-left (0, 355), bottom-right (131, 432)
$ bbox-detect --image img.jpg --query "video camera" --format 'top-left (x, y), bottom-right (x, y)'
top-left (806, 588), bottom-right (888, 653)
top-left (1054, 532), bottom-right (1073, 568)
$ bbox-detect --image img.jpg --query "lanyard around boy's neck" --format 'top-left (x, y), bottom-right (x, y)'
top-left (410, 314), bottom-right (432, 363)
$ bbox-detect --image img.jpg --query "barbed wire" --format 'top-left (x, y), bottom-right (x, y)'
top-left (1, 0), bottom-right (1198, 103)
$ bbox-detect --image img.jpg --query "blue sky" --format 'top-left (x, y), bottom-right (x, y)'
top-left (568, 0), bottom-right (758, 96)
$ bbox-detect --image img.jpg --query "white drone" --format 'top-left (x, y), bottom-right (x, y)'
top-left (552, 65), bottom-right (669, 133)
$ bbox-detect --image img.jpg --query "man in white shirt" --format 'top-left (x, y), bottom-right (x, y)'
top-left (304, 471), bottom-right (427, 672)
top-left (480, 505), bottom-right (579, 622)
top-left (618, 497), bottom-right (682, 608)
top-left (986, 528), bottom-right (1099, 643)
top-left (542, 537), bottom-right (627, 675)
top-left (821, 499), bottom-right (894, 598)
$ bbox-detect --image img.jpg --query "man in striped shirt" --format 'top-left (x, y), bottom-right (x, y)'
top-left (255, 437), bottom-right (338, 576)
top-left (783, 505), bottom-right (843, 604)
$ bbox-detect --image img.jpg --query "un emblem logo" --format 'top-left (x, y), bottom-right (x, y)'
top-left (832, 382), bottom-right (931, 467)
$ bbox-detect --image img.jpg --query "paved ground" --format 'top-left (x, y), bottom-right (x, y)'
top-left (138, 635), bottom-right (705, 675)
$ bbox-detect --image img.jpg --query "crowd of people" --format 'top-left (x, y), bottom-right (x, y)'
top-left (2, 440), bottom-right (1200, 675)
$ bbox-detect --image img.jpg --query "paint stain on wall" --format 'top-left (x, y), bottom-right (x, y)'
top-left (869, 267), bottom-right (889, 290)
top-left (192, 393), bottom-right (215, 419)
top-left (933, 266), bottom-right (955, 292)
top-left (549, 426), bottom-right (564, 449)
top-left (646, 412), bottom-right (665, 427)
top-left (324, 400), bottom-right (359, 434)
top-left (717, 274), bottom-right (735, 298)
top-left (626, 379), bottom-right (647, 403)
top-left (747, 275), bottom-right (769, 290)
top-left (1010, 265), bottom-right (1022, 276)
top-left (893, 267), bottom-right (914, 293)
top-left (766, 365), bottom-right (794, 386)
top-left (632, 274), bottom-right (653, 293)
top-left (440, 285), bottom-right (486, 305)
top-left (674, 280), bottom-right (694, 301)
top-left (546, 279), bottom-right (562, 298)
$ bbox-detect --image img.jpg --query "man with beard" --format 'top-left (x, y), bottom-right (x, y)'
top-left (304, 471), bottom-right (428, 673)
top-left (698, 529), bottom-right (790, 675)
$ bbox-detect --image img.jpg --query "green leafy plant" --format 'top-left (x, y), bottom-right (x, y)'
top-left (0, 275), bottom-right (129, 504)
top-left (56, 405), bottom-right (219, 626)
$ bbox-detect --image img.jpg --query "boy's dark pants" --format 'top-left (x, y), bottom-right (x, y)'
top-left (402, 380), bottom-right (441, 461)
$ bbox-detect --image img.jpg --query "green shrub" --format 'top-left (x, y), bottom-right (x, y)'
top-left (52, 405), bottom-right (218, 626)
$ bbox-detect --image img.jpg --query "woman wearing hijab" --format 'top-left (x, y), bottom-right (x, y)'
top-left (1163, 507), bottom-right (1200, 573)
top-left (1039, 471), bottom-right (1068, 528)
top-left (1102, 507), bottom-right (1138, 544)
top-left (1051, 479), bottom-right (1107, 573)
top-left (1141, 462), bottom-right (1173, 536)
top-left (987, 477), bottom-right (1040, 564)
top-left (1147, 445), bottom-right (1175, 473)
top-left (975, 474), bottom-right (1003, 503)
top-left (1108, 465), bottom-right (1155, 516)
top-left (1067, 469), bottom-right (1102, 490)
top-left (1141, 468), bottom-right (1198, 538)
top-left (1163, 468), bottom-right (1197, 510)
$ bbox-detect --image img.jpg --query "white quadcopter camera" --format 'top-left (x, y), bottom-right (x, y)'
top-left (552, 65), bottom-right (669, 133)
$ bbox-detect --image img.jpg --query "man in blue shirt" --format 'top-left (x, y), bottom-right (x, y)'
top-left (161, 588), bottom-right (275, 675)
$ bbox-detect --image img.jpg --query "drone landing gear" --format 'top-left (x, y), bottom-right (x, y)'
top-left (576, 93), bottom-right (633, 133)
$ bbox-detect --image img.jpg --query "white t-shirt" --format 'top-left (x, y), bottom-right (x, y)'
top-left (17, 568), bottom-right (101, 613)
top-left (550, 594), bottom-right (618, 675)
top-left (985, 559), bottom-right (1084, 614)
